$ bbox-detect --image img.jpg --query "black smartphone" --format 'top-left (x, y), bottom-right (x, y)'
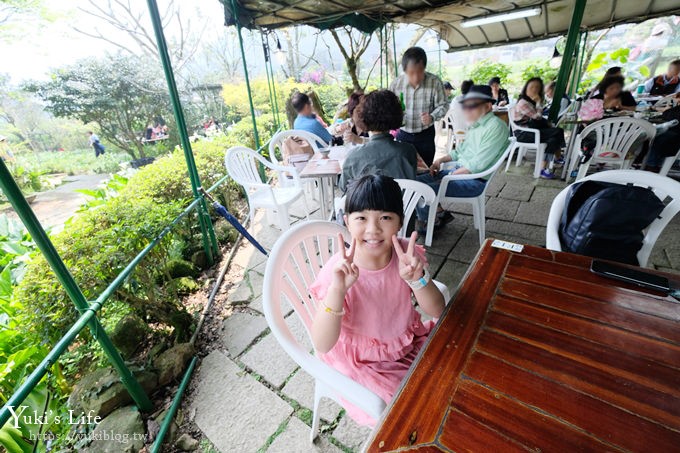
top-left (591, 260), bottom-right (671, 293)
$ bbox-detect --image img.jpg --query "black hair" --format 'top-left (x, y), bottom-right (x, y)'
top-left (443, 81), bottom-right (454, 90)
top-left (595, 75), bottom-right (625, 94)
top-left (359, 90), bottom-right (403, 132)
top-left (546, 80), bottom-right (556, 91)
top-left (291, 92), bottom-right (311, 112)
top-left (461, 80), bottom-right (474, 95)
top-left (488, 76), bottom-right (501, 86)
top-left (401, 47), bottom-right (427, 71)
top-left (345, 175), bottom-right (404, 224)
top-left (604, 66), bottom-right (622, 77)
top-left (670, 59), bottom-right (680, 67)
top-left (347, 91), bottom-right (363, 116)
top-left (520, 77), bottom-right (545, 102)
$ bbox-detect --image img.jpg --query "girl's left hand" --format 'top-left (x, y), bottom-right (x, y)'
top-left (392, 232), bottom-right (425, 282)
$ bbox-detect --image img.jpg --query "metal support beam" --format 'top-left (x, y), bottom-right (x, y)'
top-left (230, 0), bottom-right (261, 150)
top-left (0, 160), bottom-right (153, 423)
top-left (146, 0), bottom-right (218, 263)
top-left (548, 0), bottom-right (587, 123)
top-left (392, 24), bottom-right (398, 78)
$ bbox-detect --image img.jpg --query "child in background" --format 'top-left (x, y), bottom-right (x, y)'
top-left (310, 175), bottom-right (445, 426)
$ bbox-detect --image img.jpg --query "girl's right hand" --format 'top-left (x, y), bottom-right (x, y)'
top-left (330, 234), bottom-right (359, 293)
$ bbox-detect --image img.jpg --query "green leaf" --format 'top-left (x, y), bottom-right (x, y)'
top-left (1, 242), bottom-right (28, 256)
top-left (640, 65), bottom-right (650, 77)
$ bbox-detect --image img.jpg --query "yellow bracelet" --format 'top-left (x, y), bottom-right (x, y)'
top-left (321, 300), bottom-right (345, 317)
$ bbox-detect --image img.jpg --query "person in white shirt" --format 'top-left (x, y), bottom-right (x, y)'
top-left (449, 80), bottom-right (474, 134)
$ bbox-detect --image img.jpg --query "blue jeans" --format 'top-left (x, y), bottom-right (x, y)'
top-left (416, 165), bottom-right (486, 221)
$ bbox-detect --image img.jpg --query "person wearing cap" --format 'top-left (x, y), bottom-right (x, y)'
top-left (643, 60), bottom-right (680, 96)
top-left (390, 47), bottom-right (449, 167)
top-left (489, 77), bottom-right (509, 106)
top-left (443, 81), bottom-right (454, 99)
top-left (414, 85), bottom-right (509, 232)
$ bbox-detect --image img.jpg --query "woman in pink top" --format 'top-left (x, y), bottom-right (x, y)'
top-left (310, 175), bottom-right (445, 426)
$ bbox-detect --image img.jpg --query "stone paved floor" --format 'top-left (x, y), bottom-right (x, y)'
top-left (189, 161), bottom-right (680, 453)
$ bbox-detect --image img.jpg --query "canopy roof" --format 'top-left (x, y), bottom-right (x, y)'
top-left (222, 0), bottom-right (680, 51)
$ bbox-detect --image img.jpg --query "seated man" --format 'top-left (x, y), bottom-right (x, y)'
top-left (416, 85), bottom-right (509, 232)
top-left (644, 94), bottom-right (680, 172)
top-left (644, 60), bottom-right (680, 96)
top-left (291, 92), bottom-right (333, 147)
top-left (339, 90), bottom-right (417, 191)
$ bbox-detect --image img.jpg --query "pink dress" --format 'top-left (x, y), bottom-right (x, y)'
top-left (309, 241), bottom-right (435, 426)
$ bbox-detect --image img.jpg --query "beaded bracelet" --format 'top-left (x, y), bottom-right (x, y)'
top-left (321, 300), bottom-right (345, 317)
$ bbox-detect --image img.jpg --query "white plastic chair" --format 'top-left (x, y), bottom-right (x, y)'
top-left (395, 179), bottom-right (437, 247)
top-left (507, 108), bottom-right (546, 178)
top-left (268, 129), bottom-right (329, 201)
top-left (268, 129), bottom-right (329, 165)
top-left (654, 120), bottom-right (680, 177)
top-left (654, 94), bottom-right (679, 111)
top-left (567, 118), bottom-right (657, 181)
top-left (262, 221), bottom-right (449, 442)
top-left (546, 170), bottom-right (680, 267)
top-left (225, 146), bottom-right (308, 231)
top-left (438, 139), bottom-right (515, 245)
top-left (332, 179), bottom-right (437, 247)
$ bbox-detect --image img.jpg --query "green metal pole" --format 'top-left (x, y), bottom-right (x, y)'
top-left (549, 0), bottom-right (587, 122)
top-left (269, 56), bottom-right (281, 127)
top-left (146, 0), bottom-right (218, 262)
top-left (392, 24), bottom-right (398, 79)
top-left (384, 25), bottom-right (389, 87)
top-left (150, 356), bottom-right (197, 453)
top-left (0, 160), bottom-right (153, 413)
top-left (230, 0), bottom-right (261, 149)
top-left (379, 27), bottom-right (384, 88)
top-left (261, 33), bottom-right (278, 129)
top-left (438, 39), bottom-right (442, 78)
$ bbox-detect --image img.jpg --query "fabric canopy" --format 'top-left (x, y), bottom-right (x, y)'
top-left (222, 0), bottom-right (680, 51)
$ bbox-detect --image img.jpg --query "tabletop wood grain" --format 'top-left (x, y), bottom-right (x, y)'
top-left (365, 241), bottom-right (680, 453)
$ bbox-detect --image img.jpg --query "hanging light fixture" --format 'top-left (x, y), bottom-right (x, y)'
top-left (461, 7), bottom-right (541, 28)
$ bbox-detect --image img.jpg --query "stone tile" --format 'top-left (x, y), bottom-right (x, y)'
top-left (529, 186), bottom-right (563, 203)
top-left (514, 199), bottom-right (551, 227)
top-left (248, 270), bottom-right (264, 299)
top-left (486, 219), bottom-right (546, 247)
top-left (486, 173), bottom-right (506, 197)
top-left (664, 247), bottom-right (680, 270)
top-left (450, 202), bottom-right (473, 215)
top-left (447, 228), bottom-right (482, 264)
top-left (485, 197), bottom-right (520, 221)
top-left (191, 351), bottom-right (293, 453)
top-left (282, 370), bottom-right (343, 422)
top-left (250, 295), bottom-right (263, 314)
top-left (434, 259), bottom-right (471, 293)
top-left (240, 332), bottom-right (299, 388)
top-left (332, 415), bottom-right (373, 452)
top-left (221, 312), bottom-right (269, 357)
top-left (649, 246), bottom-right (671, 269)
top-left (228, 280), bottom-right (253, 305)
top-left (498, 181), bottom-right (535, 202)
top-left (286, 311), bottom-right (314, 351)
top-left (426, 223), bottom-right (466, 257)
top-left (425, 251), bottom-right (446, 275)
top-left (268, 417), bottom-right (342, 453)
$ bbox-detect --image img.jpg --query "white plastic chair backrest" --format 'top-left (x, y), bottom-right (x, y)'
top-left (545, 170), bottom-right (680, 267)
top-left (394, 179), bottom-right (436, 237)
top-left (508, 107), bottom-right (520, 131)
top-left (269, 130), bottom-right (329, 165)
top-left (654, 94), bottom-right (679, 110)
top-left (225, 146), bottom-right (269, 190)
top-left (575, 118), bottom-right (657, 160)
top-left (262, 221), bottom-right (387, 420)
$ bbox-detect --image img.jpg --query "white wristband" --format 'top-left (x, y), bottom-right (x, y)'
top-left (407, 268), bottom-right (431, 291)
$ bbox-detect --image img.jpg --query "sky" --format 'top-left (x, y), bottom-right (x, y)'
top-left (0, 0), bottom-right (226, 82)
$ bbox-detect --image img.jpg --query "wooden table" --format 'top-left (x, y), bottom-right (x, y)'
top-left (299, 146), bottom-right (350, 219)
top-left (366, 241), bottom-right (680, 452)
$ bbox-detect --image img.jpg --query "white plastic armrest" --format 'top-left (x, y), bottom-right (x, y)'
top-left (285, 341), bottom-right (386, 420)
top-left (270, 163), bottom-right (303, 187)
top-left (440, 170), bottom-right (487, 182)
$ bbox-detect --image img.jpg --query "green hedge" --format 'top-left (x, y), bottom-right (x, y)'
top-left (14, 135), bottom-right (239, 348)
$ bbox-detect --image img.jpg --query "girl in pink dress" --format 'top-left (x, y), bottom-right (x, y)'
top-left (310, 175), bottom-right (445, 426)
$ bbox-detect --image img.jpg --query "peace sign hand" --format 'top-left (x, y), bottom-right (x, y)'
top-left (330, 234), bottom-right (359, 293)
top-left (392, 232), bottom-right (425, 282)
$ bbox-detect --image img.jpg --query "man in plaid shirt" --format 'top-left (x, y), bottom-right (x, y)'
top-left (390, 47), bottom-right (449, 166)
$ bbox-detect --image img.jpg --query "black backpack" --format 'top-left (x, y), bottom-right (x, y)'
top-left (559, 180), bottom-right (665, 265)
